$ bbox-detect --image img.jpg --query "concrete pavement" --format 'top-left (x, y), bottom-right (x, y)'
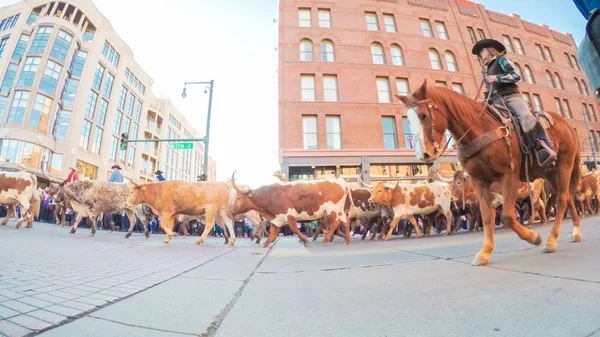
top-left (0, 216), bottom-right (598, 337)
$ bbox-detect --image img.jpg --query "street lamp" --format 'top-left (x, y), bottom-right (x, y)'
top-left (181, 80), bottom-right (214, 181)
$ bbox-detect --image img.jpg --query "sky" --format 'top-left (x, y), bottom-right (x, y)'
top-left (0, 0), bottom-right (590, 187)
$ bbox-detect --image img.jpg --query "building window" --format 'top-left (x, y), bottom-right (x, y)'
top-left (326, 116), bottom-right (341, 149)
top-left (54, 109), bottom-right (71, 140)
top-left (535, 44), bottom-right (545, 61)
top-left (62, 78), bottom-right (78, 109)
top-left (103, 73), bottom-right (114, 98)
top-left (49, 152), bottom-right (63, 175)
top-left (17, 56), bottom-right (40, 87)
top-left (396, 78), bottom-right (410, 96)
top-left (581, 80), bottom-right (590, 95)
top-left (533, 94), bottom-right (543, 111)
top-left (0, 96), bottom-right (6, 125)
top-left (565, 52), bottom-right (574, 68)
top-left (502, 35), bottom-right (514, 53)
top-left (544, 46), bottom-right (554, 62)
top-left (113, 111), bottom-right (123, 135)
top-left (371, 43), bottom-right (385, 64)
top-left (301, 74), bottom-right (315, 101)
top-left (524, 65), bottom-right (535, 84)
top-left (79, 120), bottom-right (92, 149)
top-left (0, 36), bottom-right (8, 58)
top-left (118, 86), bottom-right (127, 110)
top-left (429, 48), bottom-right (442, 70)
top-left (522, 92), bottom-right (531, 107)
top-left (435, 81), bottom-right (447, 87)
top-left (467, 27), bottom-right (477, 44)
top-left (320, 40), bottom-right (335, 62)
top-left (0, 63), bottom-right (18, 93)
top-left (318, 9), bottom-right (331, 28)
top-left (590, 104), bottom-right (598, 122)
top-left (554, 72), bottom-right (563, 90)
top-left (445, 51), bottom-right (458, 71)
top-left (50, 30), bottom-right (72, 62)
top-left (514, 62), bottom-right (523, 78)
top-left (477, 28), bottom-right (486, 39)
top-left (11, 34), bottom-right (29, 62)
top-left (39, 60), bottom-right (62, 94)
top-left (382, 117), bottom-right (398, 149)
top-left (383, 14), bottom-right (397, 32)
top-left (76, 160), bottom-right (98, 180)
top-left (97, 99), bottom-right (108, 126)
top-left (29, 94), bottom-right (52, 131)
top-left (127, 148), bottom-right (135, 166)
top-left (323, 75), bottom-right (338, 102)
top-left (366, 12), bottom-right (379, 31)
top-left (123, 117), bottom-right (131, 137)
top-left (92, 63), bottom-right (105, 91)
top-left (420, 19), bottom-right (433, 37)
top-left (554, 97), bottom-right (563, 116)
top-left (562, 99), bottom-right (572, 118)
top-left (7, 91), bottom-right (29, 125)
top-left (376, 77), bottom-right (391, 103)
top-left (92, 126), bottom-right (103, 155)
top-left (27, 10), bottom-right (39, 25)
top-left (109, 136), bottom-right (118, 160)
top-left (435, 21), bottom-right (448, 39)
top-left (85, 90), bottom-right (98, 119)
top-left (510, 38), bottom-right (524, 56)
top-left (571, 54), bottom-right (581, 71)
top-left (299, 8), bottom-right (311, 27)
top-left (0, 140), bottom-right (47, 170)
top-left (302, 115), bottom-right (318, 150)
top-left (134, 100), bottom-right (142, 122)
top-left (583, 103), bottom-right (591, 122)
top-left (546, 71), bottom-right (555, 88)
top-left (390, 44), bottom-right (404, 66)
top-left (30, 26), bottom-right (53, 54)
top-left (452, 83), bottom-right (464, 94)
top-left (575, 77), bottom-right (583, 94)
top-left (71, 50), bottom-right (87, 78)
top-left (299, 39), bottom-right (313, 61)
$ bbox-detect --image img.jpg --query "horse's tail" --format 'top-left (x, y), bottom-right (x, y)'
top-left (570, 152), bottom-right (582, 200)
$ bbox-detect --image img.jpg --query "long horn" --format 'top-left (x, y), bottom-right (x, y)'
top-left (358, 176), bottom-right (375, 189)
top-left (394, 180), bottom-right (400, 190)
top-left (231, 171), bottom-right (250, 194)
top-left (436, 171), bottom-right (453, 183)
top-left (126, 177), bottom-right (141, 188)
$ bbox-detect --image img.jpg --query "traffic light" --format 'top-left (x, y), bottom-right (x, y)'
top-left (120, 133), bottom-right (128, 150)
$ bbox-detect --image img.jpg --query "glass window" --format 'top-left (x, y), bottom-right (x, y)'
top-left (50, 152), bottom-right (63, 175)
top-left (420, 19), bottom-right (433, 37)
top-left (524, 65), bottom-right (535, 84)
top-left (97, 99), bottom-right (108, 126)
top-left (554, 98), bottom-right (563, 116)
top-left (299, 39), bottom-right (313, 61)
top-left (477, 28), bottom-right (486, 39)
top-left (39, 60), bottom-right (62, 94)
top-left (445, 51), bottom-right (458, 71)
top-left (113, 111), bottom-right (123, 135)
top-left (533, 94), bottom-right (543, 111)
top-left (514, 38), bottom-right (524, 55)
top-left (54, 109), bottom-right (71, 140)
top-left (102, 40), bottom-right (109, 56)
top-left (135, 100), bottom-right (142, 122)
top-left (502, 35), bottom-right (514, 53)
top-left (92, 63), bottom-right (105, 91)
top-left (0, 37), bottom-right (8, 58)
top-left (546, 71), bottom-right (555, 88)
top-left (535, 44), bottom-right (545, 61)
top-left (323, 75), bottom-right (338, 102)
top-left (27, 10), bottom-right (39, 25)
top-left (435, 81), bottom-right (447, 87)
top-left (85, 90), bottom-right (98, 119)
top-left (467, 27), bottom-right (477, 44)
top-left (396, 78), bottom-right (410, 96)
top-left (582, 79), bottom-right (590, 95)
top-left (318, 9), bottom-right (331, 28)
top-left (301, 75), bottom-right (315, 101)
top-left (123, 117), bottom-right (131, 136)
top-left (522, 92), bottom-right (531, 107)
top-left (326, 116), bottom-right (341, 149)
top-left (17, 56), bottom-right (41, 87)
top-left (62, 78), bottom-right (79, 109)
top-left (71, 50), bottom-right (87, 77)
top-left (126, 93), bottom-right (135, 116)
top-left (514, 63), bottom-right (523, 78)
top-left (429, 49), bottom-right (442, 70)
top-left (435, 21), bottom-right (448, 39)
top-left (11, 34), bottom-right (30, 61)
top-left (131, 122), bottom-right (139, 140)
top-left (320, 40), bottom-right (335, 62)
top-left (30, 26), bottom-right (53, 53)
top-left (302, 116), bottom-right (318, 150)
top-left (118, 86), bottom-right (127, 110)
top-left (0, 63), bottom-right (18, 93)
top-left (7, 91), bottom-right (29, 125)
top-left (391, 45), bottom-right (404, 66)
top-left (109, 136), bottom-right (118, 160)
top-left (383, 14), bottom-right (397, 32)
top-left (103, 73), bottom-right (114, 98)
top-left (0, 96), bottom-right (7, 123)
top-left (50, 30), bottom-right (72, 62)
top-left (127, 148), bottom-right (135, 166)
top-left (113, 53), bottom-right (120, 68)
top-left (452, 83), bottom-right (464, 94)
top-left (562, 99), bottom-right (572, 118)
top-left (575, 78), bottom-right (583, 94)
top-left (382, 117), bottom-right (398, 149)
top-left (371, 43), bottom-right (385, 64)
top-left (565, 52), bottom-right (574, 68)
top-left (366, 12), bottom-right (379, 31)
top-left (590, 104), bottom-right (597, 122)
top-left (79, 120), bottom-right (92, 149)
top-left (0, 140), bottom-right (44, 169)
top-left (299, 8), bottom-right (311, 27)
top-left (376, 77), bottom-right (391, 103)
top-left (92, 126), bottom-right (103, 155)
top-left (554, 73), bottom-right (563, 90)
top-left (544, 46), bottom-right (554, 62)
top-left (29, 94), bottom-right (52, 131)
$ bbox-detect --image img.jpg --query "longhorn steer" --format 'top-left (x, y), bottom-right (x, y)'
top-left (369, 181), bottom-right (453, 239)
top-left (0, 172), bottom-right (41, 228)
top-left (230, 173), bottom-right (351, 247)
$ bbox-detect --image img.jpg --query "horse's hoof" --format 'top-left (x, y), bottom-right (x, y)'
top-left (471, 254), bottom-right (489, 266)
top-left (542, 245), bottom-right (556, 253)
top-left (571, 234), bottom-right (581, 243)
top-left (262, 243), bottom-right (269, 248)
top-left (124, 234), bottom-right (131, 239)
top-left (344, 241), bottom-right (349, 246)
top-left (532, 232), bottom-right (542, 246)
top-left (89, 233), bottom-right (95, 237)
top-left (195, 240), bottom-right (203, 245)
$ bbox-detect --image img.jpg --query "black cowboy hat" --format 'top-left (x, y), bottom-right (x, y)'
top-left (155, 170), bottom-right (163, 175)
top-left (111, 164), bottom-right (122, 170)
top-left (472, 39), bottom-right (506, 55)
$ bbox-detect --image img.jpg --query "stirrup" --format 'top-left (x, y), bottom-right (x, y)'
top-left (536, 143), bottom-right (557, 167)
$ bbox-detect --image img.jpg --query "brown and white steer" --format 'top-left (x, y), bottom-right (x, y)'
top-left (368, 181), bottom-right (453, 240)
top-left (126, 180), bottom-right (236, 245)
top-left (230, 173), bottom-right (351, 247)
top-left (0, 172), bottom-right (41, 228)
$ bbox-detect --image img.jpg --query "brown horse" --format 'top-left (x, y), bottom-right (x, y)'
top-left (397, 81), bottom-right (581, 266)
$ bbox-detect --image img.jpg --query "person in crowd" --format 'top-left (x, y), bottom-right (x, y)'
top-left (108, 165), bottom-right (124, 231)
top-left (63, 166), bottom-right (79, 184)
top-left (155, 170), bottom-right (166, 181)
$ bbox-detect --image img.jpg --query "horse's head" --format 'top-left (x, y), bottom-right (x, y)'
top-left (396, 80), bottom-right (448, 163)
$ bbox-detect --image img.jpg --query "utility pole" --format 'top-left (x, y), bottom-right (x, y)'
top-left (582, 107), bottom-right (598, 168)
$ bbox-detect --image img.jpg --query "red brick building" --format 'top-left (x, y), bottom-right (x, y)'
top-left (278, 0), bottom-right (599, 183)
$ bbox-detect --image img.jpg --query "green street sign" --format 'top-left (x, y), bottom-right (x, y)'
top-left (170, 142), bottom-right (194, 150)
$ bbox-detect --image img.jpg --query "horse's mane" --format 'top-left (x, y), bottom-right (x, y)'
top-left (422, 86), bottom-right (491, 126)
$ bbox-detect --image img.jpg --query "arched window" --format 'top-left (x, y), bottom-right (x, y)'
top-left (371, 43), bottom-right (385, 64)
top-left (554, 72), bottom-right (564, 90)
top-left (575, 77), bottom-right (583, 94)
top-left (320, 39), bottom-right (335, 62)
top-left (524, 65), bottom-right (535, 84)
top-left (444, 51), bottom-right (457, 72)
top-left (546, 71), bottom-right (555, 88)
top-left (390, 44), bottom-right (404, 66)
top-left (299, 39), bottom-right (313, 61)
top-left (514, 62), bottom-right (523, 78)
top-left (429, 48), bottom-right (442, 70)
top-left (581, 79), bottom-right (590, 95)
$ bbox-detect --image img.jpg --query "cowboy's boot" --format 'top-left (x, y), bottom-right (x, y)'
top-left (528, 122), bottom-right (557, 167)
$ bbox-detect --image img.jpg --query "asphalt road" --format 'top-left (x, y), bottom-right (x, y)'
top-left (0, 216), bottom-right (598, 337)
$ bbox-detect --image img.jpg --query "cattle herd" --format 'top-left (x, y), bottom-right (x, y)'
top-left (0, 163), bottom-right (598, 251)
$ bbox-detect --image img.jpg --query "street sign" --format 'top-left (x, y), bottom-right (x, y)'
top-left (169, 142), bottom-right (194, 150)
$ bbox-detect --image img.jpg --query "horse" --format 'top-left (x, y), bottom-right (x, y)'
top-left (396, 80), bottom-right (581, 266)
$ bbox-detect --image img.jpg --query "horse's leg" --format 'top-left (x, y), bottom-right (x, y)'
top-left (544, 167), bottom-right (581, 252)
top-left (500, 176), bottom-right (542, 246)
top-left (469, 181), bottom-right (497, 266)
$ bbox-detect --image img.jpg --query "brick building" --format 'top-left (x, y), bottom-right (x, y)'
top-left (278, 0), bottom-right (599, 183)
